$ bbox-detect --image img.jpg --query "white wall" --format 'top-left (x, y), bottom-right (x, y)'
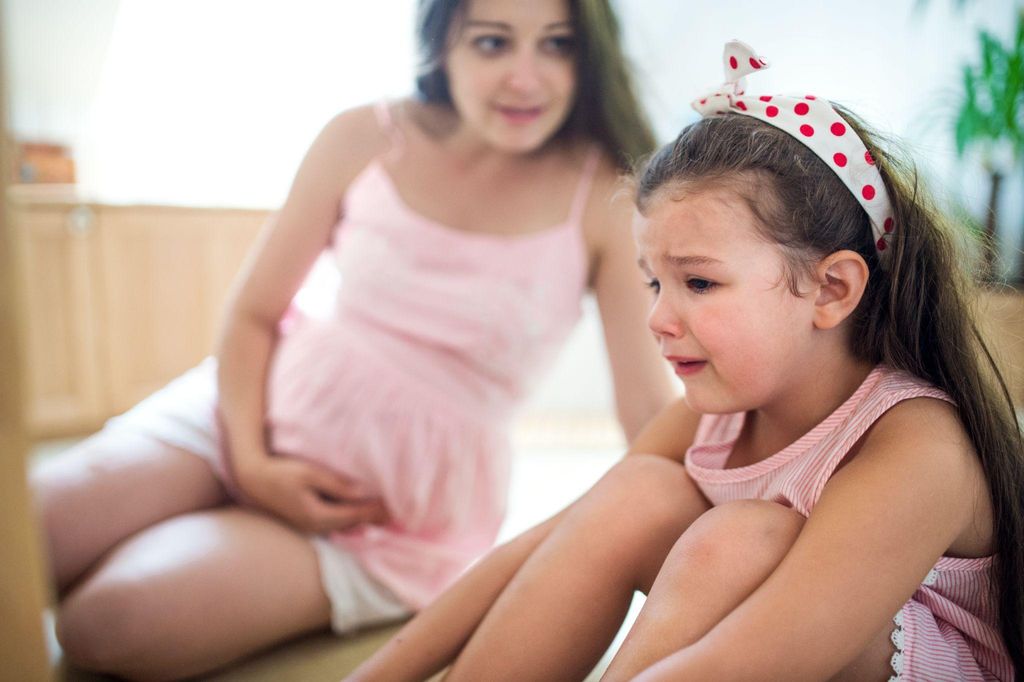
top-left (3, 0), bottom-right (420, 207)
top-left (3, 0), bottom-right (120, 144)
top-left (3, 0), bottom-right (1020, 414)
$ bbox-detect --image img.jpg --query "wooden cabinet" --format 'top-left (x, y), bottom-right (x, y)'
top-left (11, 193), bottom-right (105, 435)
top-left (9, 185), bottom-right (267, 438)
top-left (978, 288), bottom-right (1024, 410)
top-left (96, 205), bottom-right (267, 414)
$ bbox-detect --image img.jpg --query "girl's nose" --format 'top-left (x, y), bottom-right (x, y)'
top-left (647, 295), bottom-right (685, 339)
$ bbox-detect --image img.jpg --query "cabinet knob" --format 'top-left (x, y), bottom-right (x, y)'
top-left (66, 206), bottom-right (95, 235)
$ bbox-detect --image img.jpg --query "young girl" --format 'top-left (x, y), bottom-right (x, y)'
top-left (32, 1), bottom-right (676, 678)
top-left (349, 41), bottom-right (1023, 681)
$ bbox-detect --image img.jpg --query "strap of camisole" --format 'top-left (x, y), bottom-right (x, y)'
top-left (807, 368), bottom-right (952, 497)
top-left (373, 100), bottom-right (406, 160)
top-left (567, 146), bottom-right (602, 226)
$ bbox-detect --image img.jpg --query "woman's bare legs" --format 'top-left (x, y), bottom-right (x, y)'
top-left (56, 507), bottom-right (331, 680)
top-left (442, 455), bottom-right (711, 682)
top-left (32, 430), bottom-right (332, 680)
top-left (31, 431), bottom-right (229, 590)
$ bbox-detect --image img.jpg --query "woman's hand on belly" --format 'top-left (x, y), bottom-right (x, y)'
top-left (234, 456), bottom-right (390, 534)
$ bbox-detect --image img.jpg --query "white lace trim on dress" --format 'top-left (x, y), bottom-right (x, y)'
top-left (888, 609), bottom-right (905, 681)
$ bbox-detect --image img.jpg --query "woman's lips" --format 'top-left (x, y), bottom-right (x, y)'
top-left (496, 105), bottom-right (543, 125)
top-left (665, 356), bottom-right (707, 377)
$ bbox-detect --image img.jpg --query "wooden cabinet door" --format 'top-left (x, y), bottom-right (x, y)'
top-left (97, 205), bottom-right (265, 414)
top-left (978, 289), bottom-right (1024, 408)
top-left (11, 201), bottom-right (105, 436)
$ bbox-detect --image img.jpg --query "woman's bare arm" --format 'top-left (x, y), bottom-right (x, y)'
top-left (587, 170), bottom-right (678, 442)
top-left (216, 106), bottom-right (390, 532)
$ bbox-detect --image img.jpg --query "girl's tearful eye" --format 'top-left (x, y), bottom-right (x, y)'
top-left (645, 278), bottom-right (661, 294)
top-left (687, 278), bottom-right (716, 294)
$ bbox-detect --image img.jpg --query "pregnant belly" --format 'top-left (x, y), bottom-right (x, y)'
top-left (264, 319), bottom-right (511, 537)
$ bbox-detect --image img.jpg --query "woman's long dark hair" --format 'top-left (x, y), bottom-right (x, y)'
top-left (414, 0), bottom-right (655, 169)
top-left (635, 112), bottom-right (1024, 675)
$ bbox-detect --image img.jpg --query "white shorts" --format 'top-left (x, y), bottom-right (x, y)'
top-left (103, 357), bottom-right (412, 634)
top-left (311, 537), bottom-right (411, 634)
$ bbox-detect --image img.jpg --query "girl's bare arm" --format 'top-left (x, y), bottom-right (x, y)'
top-left (635, 397), bottom-right (990, 680)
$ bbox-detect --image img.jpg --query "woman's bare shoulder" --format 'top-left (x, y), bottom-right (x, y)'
top-left (310, 103), bottom-right (394, 181)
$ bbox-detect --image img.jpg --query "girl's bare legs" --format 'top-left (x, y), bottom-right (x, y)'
top-left (348, 512), bottom-right (566, 682)
top-left (32, 431), bottom-right (229, 590)
top-left (442, 455), bottom-right (711, 682)
top-left (33, 431), bottom-right (332, 680)
top-left (601, 500), bottom-right (804, 680)
top-left (602, 499), bottom-right (893, 681)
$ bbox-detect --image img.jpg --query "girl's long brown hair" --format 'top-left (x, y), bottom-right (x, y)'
top-left (414, 0), bottom-right (656, 169)
top-left (636, 111), bottom-right (1024, 675)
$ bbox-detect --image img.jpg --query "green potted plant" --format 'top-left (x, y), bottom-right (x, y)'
top-left (952, 8), bottom-right (1024, 283)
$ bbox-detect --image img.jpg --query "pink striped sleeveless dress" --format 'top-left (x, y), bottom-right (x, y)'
top-left (685, 365), bottom-right (1013, 680)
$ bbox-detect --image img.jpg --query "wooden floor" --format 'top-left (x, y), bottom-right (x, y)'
top-left (58, 625), bottom-right (403, 681)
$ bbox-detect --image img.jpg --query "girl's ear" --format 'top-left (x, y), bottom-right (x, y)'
top-left (812, 250), bottom-right (869, 330)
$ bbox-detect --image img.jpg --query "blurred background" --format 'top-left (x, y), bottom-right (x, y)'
top-left (4, 0), bottom-right (1021, 446)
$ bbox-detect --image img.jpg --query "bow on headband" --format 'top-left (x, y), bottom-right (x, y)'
top-left (692, 41), bottom-right (896, 256)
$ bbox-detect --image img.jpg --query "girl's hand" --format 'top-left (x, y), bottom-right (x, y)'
top-left (234, 456), bottom-right (390, 534)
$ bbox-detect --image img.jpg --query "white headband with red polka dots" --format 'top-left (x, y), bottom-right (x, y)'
top-left (692, 40), bottom-right (895, 256)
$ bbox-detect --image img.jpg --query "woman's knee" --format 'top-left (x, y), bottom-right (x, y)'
top-left (31, 434), bottom-right (226, 590)
top-left (673, 500), bottom-right (805, 570)
top-left (57, 576), bottom-right (164, 675)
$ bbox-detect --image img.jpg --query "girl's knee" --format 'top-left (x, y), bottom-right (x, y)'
top-left (590, 455), bottom-right (703, 528)
top-left (676, 500), bottom-right (805, 568)
top-left (571, 456), bottom-right (708, 585)
top-left (599, 454), bottom-right (692, 495)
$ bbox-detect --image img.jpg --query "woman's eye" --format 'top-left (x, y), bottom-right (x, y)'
top-left (541, 35), bottom-right (575, 56)
top-left (473, 35), bottom-right (508, 54)
top-left (687, 278), bottom-right (716, 294)
top-left (645, 278), bottom-right (661, 294)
